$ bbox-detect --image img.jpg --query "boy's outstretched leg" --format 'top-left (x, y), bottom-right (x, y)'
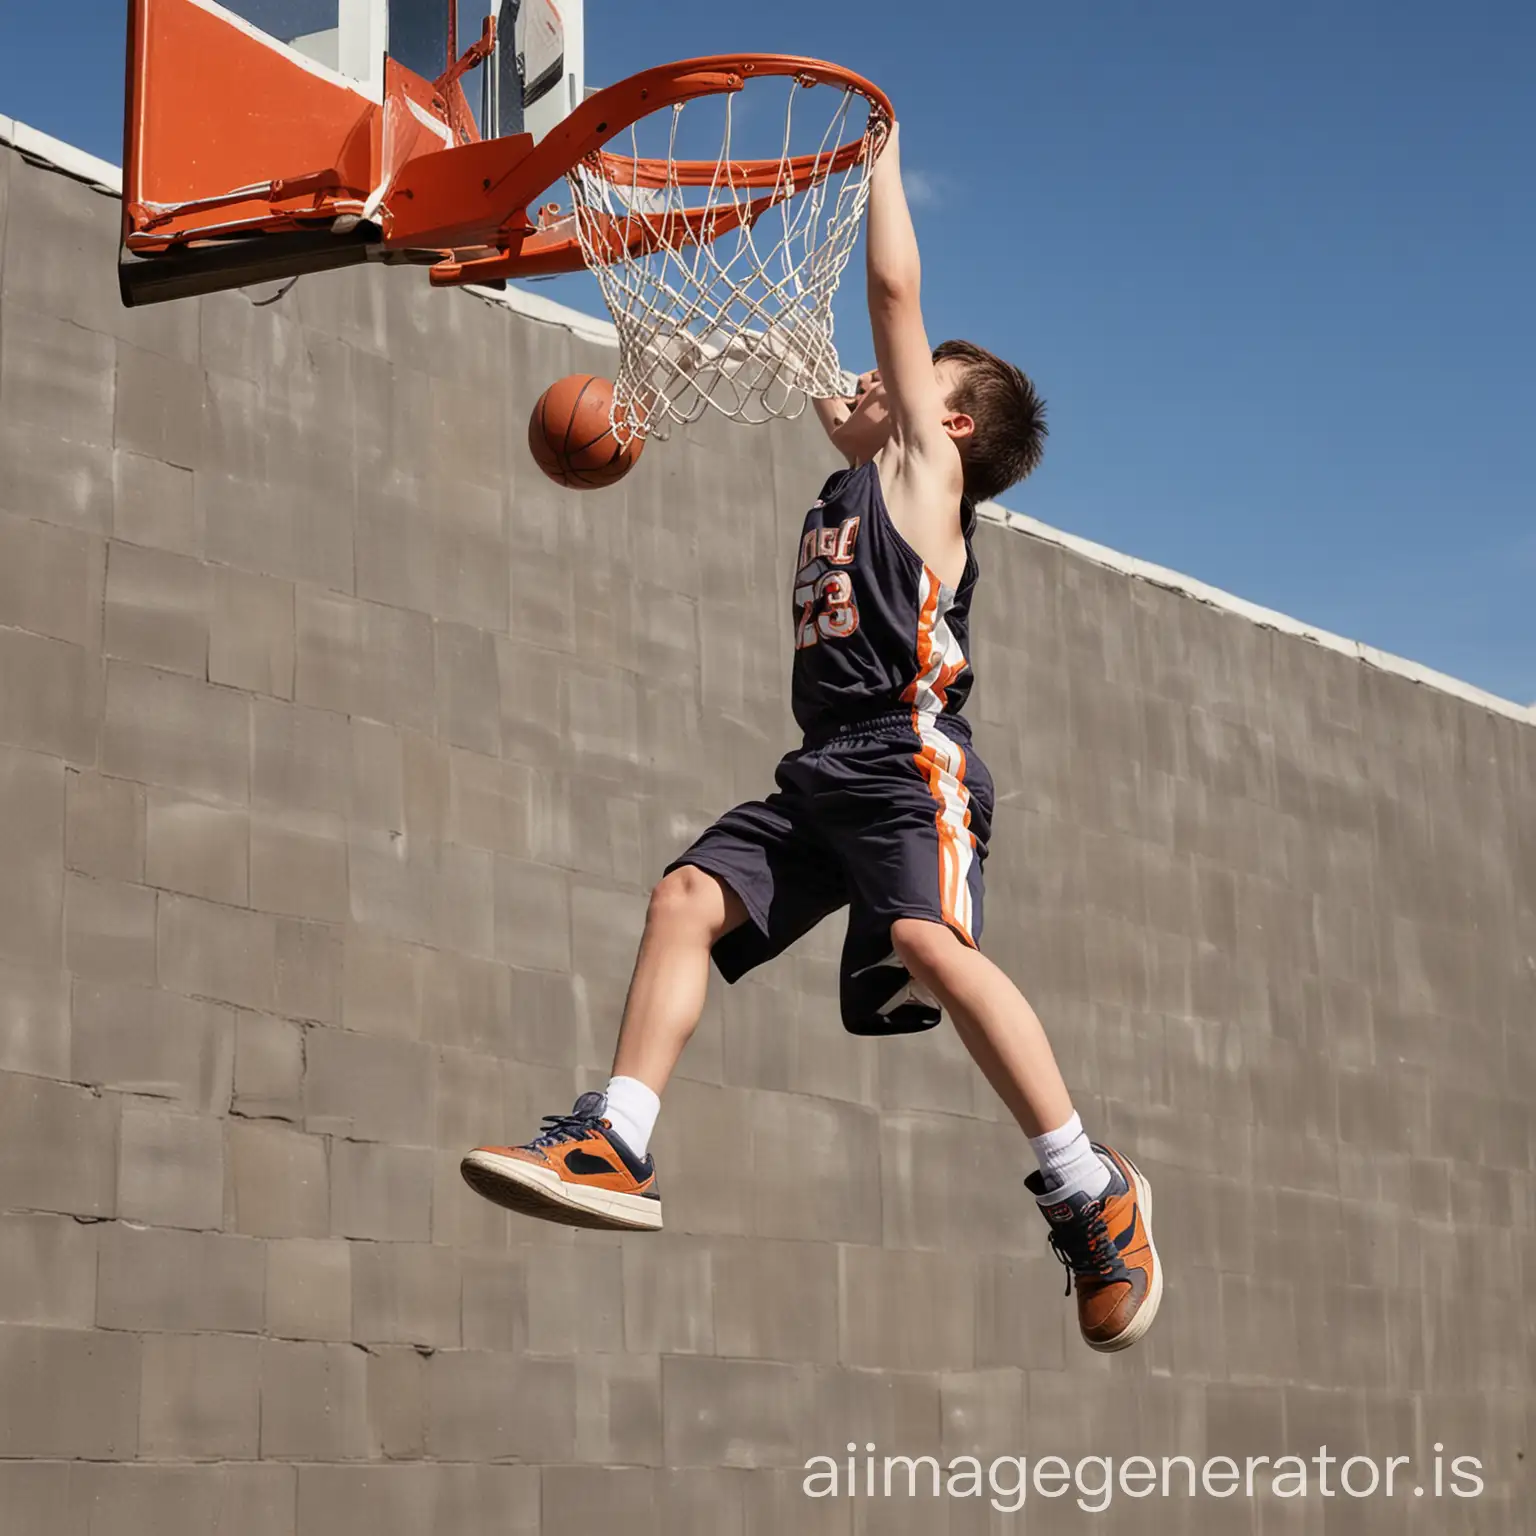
top-left (892, 918), bottom-right (1163, 1354)
top-left (461, 866), bottom-right (746, 1231)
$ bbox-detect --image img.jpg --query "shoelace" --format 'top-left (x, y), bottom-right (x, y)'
top-left (1047, 1200), bottom-right (1129, 1296)
top-left (528, 1111), bottom-right (606, 1150)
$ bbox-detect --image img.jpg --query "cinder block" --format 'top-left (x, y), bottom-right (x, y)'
top-left (0, 511), bottom-right (101, 646)
top-left (101, 660), bottom-right (250, 803)
top-left (432, 1148), bottom-right (513, 1251)
top-left (303, 1465), bottom-right (539, 1536)
top-left (493, 855), bottom-right (572, 971)
top-left (69, 1462), bottom-right (296, 1536)
top-left (622, 1233), bottom-right (715, 1356)
top-left (0, 744), bottom-right (64, 968)
top-left (1, 150), bottom-right (189, 352)
top-left (66, 769), bottom-right (146, 882)
top-left (210, 565), bottom-right (295, 697)
top-left (341, 928), bottom-right (426, 1039)
top-left (145, 790), bottom-right (249, 903)
top-left (295, 1465), bottom-right (432, 1536)
top-left (0, 953), bottom-right (70, 1078)
top-left (252, 698), bottom-right (351, 819)
top-left (0, 305), bottom-right (115, 448)
top-left (365, 1345), bottom-right (426, 1460)
top-left (661, 1354), bottom-right (811, 1468)
top-left (435, 620), bottom-right (501, 756)
top-left (938, 1368), bottom-right (1026, 1462)
top-left (65, 871), bottom-right (156, 984)
top-left (494, 634), bottom-right (565, 770)
top-left (350, 717), bottom-right (403, 831)
top-left (416, 948), bottom-right (513, 1057)
top-left (432, 1465), bottom-right (540, 1535)
top-left (523, 1240), bottom-right (625, 1353)
top-left (448, 749), bottom-right (531, 856)
top-left (648, 1080), bottom-right (758, 1237)
top-left (433, 1044), bottom-right (506, 1151)
top-left (0, 1324), bottom-right (139, 1457)
top-left (498, 965), bottom-right (580, 1071)
top-left (351, 1240), bottom-right (462, 1348)
top-left (655, 1469), bottom-right (746, 1536)
top-left (433, 841), bottom-right (495, 958)
top-left (0, 1209), bottom-right (97, 1327)
top-left (571, 1350), bottom-right (663, 1465)
top-left (202, 467), bottom-right (355, 595)
top-left (118, 1101), bottom-right (225, 1229)
top-left (330, 1139), bottom-right (433, 1241)
top-left (233, 1009), bottom-right (304, 1120)
top-left (159, 892), bottom-right (276, 1011)
top-left (460, 1249), bottom-right (525, 1352)
top-left (259, 1339), bottom-right (370, 1460)
top-left (544, 1466), bottom-right (659, 1527)
top-left (425, 1349), bottom-right (576, 1461)
top-left (71, 981), bottom-right (232, 1109)
top-left (114, 449), bottom-right (200, 555)
top-left (266, 1237), bottom-right (352, 1342)
top-left (838, 1246), bottom-right (977, 1372)
top-left (564, 658), bottom-right (643, 778)
top-left (508, 543), bottom-right (576, 654)
top-left (0, 1463), bottom-right (80, 1536)
top-left (713, 1237), bottom-right (839, 1364)
top-left (740, 1467), bottom-right (852, 1536)
top-left (0, 1070), bottom-right (117, 1217)
top-left (974, 1252), bottom-right (1068, 1371)
top-left (97, 1223), bottom-right (265, 1332)
top-left (304, 1026), bottom-right (431, 1144)
top-left (227, 1119), bottom-right (330, 1237)
top-left (752, 1091), bottom-right (882, 1245)
top-left (0, 626), bottom-right (101, 764)
top-left (809, 1364), bottom-right (942, 1460)
top-left (250, 808), bottom-right (349, 921)
top-left (103, 540), bottom-right (210, 676)
top-left (295, 588), bottom-right (435, 735)
top-left (274, 916), bottom-right (341, 1023)
top-left (138, 1331), bottom-right (261, 1458)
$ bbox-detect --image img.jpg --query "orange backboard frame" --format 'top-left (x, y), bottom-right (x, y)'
top-left (120, 0), bottom-right (892, 307)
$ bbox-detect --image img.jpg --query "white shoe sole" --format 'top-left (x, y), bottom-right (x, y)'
top-left (1088, 1156), bottom-right (1163, 1354)
top-left (460, 1149), bottom-right (663, 1232)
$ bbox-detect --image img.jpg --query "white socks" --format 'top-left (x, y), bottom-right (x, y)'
top-left (1029, 1112), bottom-right (1111, 1200)
top-left (602, 1075), bottom-right (661, 1160)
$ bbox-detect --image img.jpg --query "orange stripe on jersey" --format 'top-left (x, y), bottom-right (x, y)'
top-left (906, 568), bottom-right (978, 947)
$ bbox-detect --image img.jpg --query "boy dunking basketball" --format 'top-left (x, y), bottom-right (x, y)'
top-left (464, 123), bottom-right (1161, 1352)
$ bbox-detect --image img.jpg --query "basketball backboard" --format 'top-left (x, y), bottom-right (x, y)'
top-left (119, 0), bottom-right (584, 303)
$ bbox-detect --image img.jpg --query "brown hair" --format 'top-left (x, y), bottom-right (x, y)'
top-left (933, 339), bottom-right (1047, 503)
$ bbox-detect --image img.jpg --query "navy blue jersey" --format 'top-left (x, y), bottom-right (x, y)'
top-left (790, 460), bottom-right (979, 741)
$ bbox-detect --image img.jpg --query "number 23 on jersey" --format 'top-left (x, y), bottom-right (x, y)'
top-left (794, 514), bottom-right (862, 649)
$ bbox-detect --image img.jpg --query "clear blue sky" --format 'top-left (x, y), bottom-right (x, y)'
top-left (3, 0), bottom-right (1531, 702)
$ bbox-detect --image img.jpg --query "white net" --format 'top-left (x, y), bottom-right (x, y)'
top-left (565, 74), bottom-right (886, 444)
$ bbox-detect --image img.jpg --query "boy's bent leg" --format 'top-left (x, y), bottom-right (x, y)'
top-left (891, 917), bottom-right (1162, 1354)
top-left (463, 781), bottom-right (843, 1233)
top-left (890, 918), bottom-right (1072, 1137)
top-left (611, 865), bottom-right (748, 1097)
top-left (459, 865), bottom-right (746, 1234)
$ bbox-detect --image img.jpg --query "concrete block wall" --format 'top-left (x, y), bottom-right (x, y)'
top-left (0, 138), bottom-right (1532, 1533)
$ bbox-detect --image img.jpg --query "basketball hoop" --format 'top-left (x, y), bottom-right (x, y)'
top-left (560, 57), bottom-right (892, 444)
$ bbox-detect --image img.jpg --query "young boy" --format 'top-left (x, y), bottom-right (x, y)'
top-left (464, 123), bottom-right (1161, 1352)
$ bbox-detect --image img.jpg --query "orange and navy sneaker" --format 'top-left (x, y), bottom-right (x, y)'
top-left (1026, 1143), bottom-right (1161, 1352)
top-left (460, 1092), bottom-right (662, 1232)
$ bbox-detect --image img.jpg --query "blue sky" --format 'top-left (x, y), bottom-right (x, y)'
top-left (2, 0), bottom-right (1531, 702)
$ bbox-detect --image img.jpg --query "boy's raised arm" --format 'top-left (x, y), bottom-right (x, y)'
top-left (864, 123), bottom-right (955, 469)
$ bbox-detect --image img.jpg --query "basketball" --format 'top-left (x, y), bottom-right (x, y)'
top-left (528, 373), bottom-right (643, 489)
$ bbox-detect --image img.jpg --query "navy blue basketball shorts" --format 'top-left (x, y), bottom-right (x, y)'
top-left (666, 709), bottom-right (993, 1036)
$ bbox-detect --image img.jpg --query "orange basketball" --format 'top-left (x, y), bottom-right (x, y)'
top-left (528, 374), bottom-right (643, 489)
